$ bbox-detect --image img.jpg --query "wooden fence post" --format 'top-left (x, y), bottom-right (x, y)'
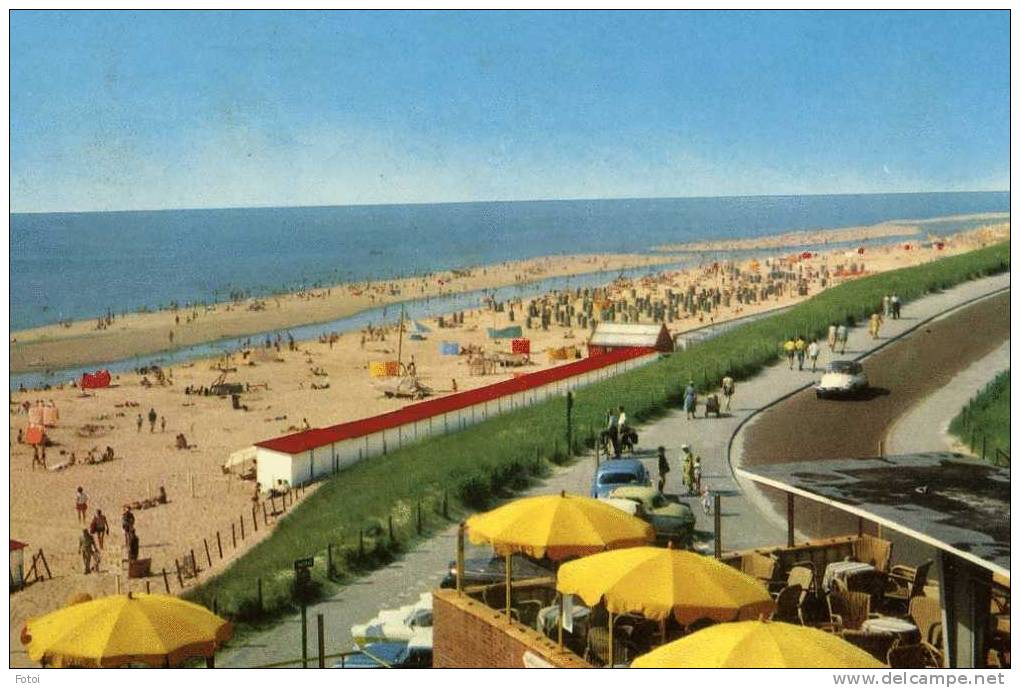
top-left (190, 549), bottom-right (198, 575)
top-left (263, 502), bottom-right (269, 526)
top-left (240, 515), bottom-right (245, 540)
top-left (252, 506), bottom-right (258, 532)
top-left (257, 577), bottom-right (263, 613)
top-left (301, 604), bottom-right (308, 668)
top-left (216, 531), bottom-right (223, 558)
top-left (204, 538), bottom-right (212, 567)
top-left (174, 559), bottom-right (184, 588)
top-left (442, 490), bottom-right (449, 520)
top-left (416, 499), bottom-right (423, 535)
top-left (162, 568), bottom-right (170, 593)
top-left (317, 613), bottom-right (326, 668)
top-left (231, 523), bottom-right (237, 548)
top-left (145, 580), bottom-right (151, 594)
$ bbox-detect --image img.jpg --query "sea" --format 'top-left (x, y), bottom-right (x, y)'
top-left (8, 191), bottom-right (1009, 389)
top-left (10, 191), bottom-right (1008, 332)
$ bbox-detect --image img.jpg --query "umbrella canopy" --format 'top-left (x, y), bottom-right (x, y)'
top-left (631, 620), bottom-right (886, 668)
top-left (466, 492), bottom-right (654, 561)
top-left (557, 547), bottom-right (774, 624)
top-left (21, 592), bottom-right (232, 668)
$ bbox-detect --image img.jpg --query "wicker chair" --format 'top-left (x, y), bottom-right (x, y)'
top-left (853, 534), bottom-right (893, 573)
top-left (887, 642), bottom-right (943, 668)
top-left (841, 629), bottom-right (899, 663)
top-left (909, 596), bottom-right (943, 649)
top-left (884, 560), bottom-right (933, 614)
top-left (827, 589), bottom-right (873, 631)
top-left (771, 585), bottom-right (804, 625)
top-left (584, 627), bottom-right (635, 667)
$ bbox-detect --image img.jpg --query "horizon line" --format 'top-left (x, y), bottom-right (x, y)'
top-left (9, 188), bottom-right (1010, 216)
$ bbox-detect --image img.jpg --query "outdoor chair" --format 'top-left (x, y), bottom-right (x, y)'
top-left (852, 534), bottom-right (893, 573)
top-left (584, 627), bottom-right (635, 668)
top-left (738, 552), bottom-right (777, 586)
top-left (908, 596), bottom-right (943, 648)
top-left (826, 588), bottom-right (874, 631)
top-left (840, 630), bottom-right (899, 663)
top-left (770, 584), bottom-right (804, 625)
top-left (787, 562), bottom-right (816, 596)
top-left (512, 599), bottom-right (543, 629)
top-left (887, 642), bottom-right (943, 668)
top-left (884, 560), bottom-right (933, 614)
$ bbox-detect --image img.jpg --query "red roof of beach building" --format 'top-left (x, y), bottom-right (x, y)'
top-left (256, 346), bottom-right (657, 455)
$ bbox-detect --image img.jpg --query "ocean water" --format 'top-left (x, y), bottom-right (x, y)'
top-left (9, 191), bottom-right (1008, 331)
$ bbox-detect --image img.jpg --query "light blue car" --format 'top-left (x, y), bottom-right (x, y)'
top-left (590, 458), bottom-right (651, 498)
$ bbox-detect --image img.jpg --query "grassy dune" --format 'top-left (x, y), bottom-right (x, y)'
top-left (186, 241), bottom-right (1010, 624)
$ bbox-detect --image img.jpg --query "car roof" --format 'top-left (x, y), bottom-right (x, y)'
top-left (608, 485), bottom-right (657, 498)
top-left (596, 458), bottom-right (645, 474)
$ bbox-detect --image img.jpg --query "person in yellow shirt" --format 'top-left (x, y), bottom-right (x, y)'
top-left (783, 338), bottom-right (796, 369)
top-left (794, 336), bottom-right (807, 370)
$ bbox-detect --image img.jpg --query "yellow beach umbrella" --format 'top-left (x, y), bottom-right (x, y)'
top-left (557, 546), bottom-right (774, 625)
top-left (21, 592), bottom-right (232, 668)
top-left (466, 492), bottom-right (654, 561)
top-left (631, 620), bottom-right (886, 668)
top-left (462, 492), bottom-right (653, 624)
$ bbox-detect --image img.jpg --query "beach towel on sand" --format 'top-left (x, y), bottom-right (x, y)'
top-left (81, 370), bottom-right (112, 389)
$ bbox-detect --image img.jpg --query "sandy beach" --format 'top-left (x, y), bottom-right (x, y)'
top-left (7, 219), bottom-right (1009, 663)
top-left (10, 253), bottom-right (685, 374)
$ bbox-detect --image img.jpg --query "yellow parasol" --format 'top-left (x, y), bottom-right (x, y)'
top-left (557, 546), bottom-right (774, 625)
top-left (461, 492), bottom-right (653, 626)
top-left (465, 492), bottom-right (654, 561)
top-left (21, 592), bottom-right (232, 668)
top-left (631, 619), bottom-right (886, 668)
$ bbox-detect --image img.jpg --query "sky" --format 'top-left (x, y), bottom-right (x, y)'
top-left (9, 10), bottom-right (1010, 213)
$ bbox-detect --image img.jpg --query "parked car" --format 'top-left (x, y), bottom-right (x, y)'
top-left (590, 458), bottom-right (651, 498)
top-left (439, 553), bottom-right (553, 589)
top-left (351, 593), bottom-right (432, 647)
top-left (815, 360), bottom-right (869, 398)
top-left (333, 633), bottom-right (433, 669)
top-left (602, 486), bottom-right (696, 547)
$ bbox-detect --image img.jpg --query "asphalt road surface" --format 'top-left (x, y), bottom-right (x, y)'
top-left (742, 290), bottom-right (1010, 542)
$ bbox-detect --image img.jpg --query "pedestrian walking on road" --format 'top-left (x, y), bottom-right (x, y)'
top-left (784, 338), bottom-right (796, 369)
top-left (701, 484), bottom-right (712, 516)
top-left (605, 408), bottom-right (620, 458)
top-left (721, 375), bottom-right (735, 412)
top-left (693, 456), bottom-right (703, 495)
top-left (836, 324), bottom-right (849, 354)
top-left (827, 324), bottom-right (837, 352)
top-left (683, 381), bottom-right (697, 420)
top-left (795, 336), bottom-right (806, 371)
top-left (869, 312), bottom-right (882, 339)
top-left (681, 445), bottom-right (696, 495)
top-left (883, 294), bottom-right (891, 318)
top-left (656, 446), bottom-right (670, 493)
top-left (891, 293), bottom-right (901, 320)
top-left (807, 339), bottom-right (820, 372)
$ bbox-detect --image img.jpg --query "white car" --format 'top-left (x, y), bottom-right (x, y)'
top-left (815, 360), bottom-right (869, 398)
top-left (351, 593), bottom-right (432, 647)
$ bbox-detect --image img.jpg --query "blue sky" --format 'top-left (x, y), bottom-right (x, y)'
top-left (10, 10), bottom-right (1010, 213)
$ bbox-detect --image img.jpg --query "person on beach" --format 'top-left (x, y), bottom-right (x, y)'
top-left (122, 507), bottom-right (135, 550)
top-left (836, 323), bottom-right (849, 354)
top-left (148, 408), bottom-right (157, 432)
top-left (75, 486), bottom-right (88, 524)
top-left (79, 529), bottom-right (97, 574)
top-left (90, 509), bottom-right (109, 550)
top-left (827, 323), bottom-right (837, 352)
top-left (721, 375), bottom-right (735, 412)
top-left (683, 381), bottom-right (697, 420)
top-left (136, 414), bottom-right (143, 433)
top-left (783, 338), bottom-right (796, 369)
top-left (795, 335), bottom-right (806, 371)
top-left (656, 446), bottom-right (670, 493)
top-left (127, 528), bottom-right (140, 562)
top-left (160, 416), bottom-right (166, 433)
top-left (807, 339), bottom-right (820, 372)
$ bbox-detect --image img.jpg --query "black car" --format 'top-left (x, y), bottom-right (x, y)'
top-left (440, 554), bottom-right (554, 589)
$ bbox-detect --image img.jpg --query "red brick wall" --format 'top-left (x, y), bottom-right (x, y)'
top-left (432, 589), bottom-right (590, 668)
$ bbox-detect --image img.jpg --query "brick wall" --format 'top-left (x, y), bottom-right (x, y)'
top-left (433, 589), bottom-right (591, 668)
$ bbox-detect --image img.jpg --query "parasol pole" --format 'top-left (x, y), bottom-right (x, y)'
top-left (558, 594), bottom-right (564, 650)
top-left (505, 552), bottom-right (513, 620)
top-left (397, 304), bottom-right (405, 375)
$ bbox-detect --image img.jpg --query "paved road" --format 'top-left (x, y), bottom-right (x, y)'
top-left (220, 272), bottom-right (1010, 667)
top-left (886, 339), bottom-right (1010, 455)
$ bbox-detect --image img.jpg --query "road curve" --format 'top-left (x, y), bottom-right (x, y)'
top-left (740, 290), bottom-right (1010, 540)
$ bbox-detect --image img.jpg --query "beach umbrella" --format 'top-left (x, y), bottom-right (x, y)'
top-left (557, 546), bottom-right (775, 666)
top-left (631, 619), bottom-right (885, 668)
top-left (463, 492), bottom-right (653, 621)
top-left (20, 592), bottom-right (232, 668)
